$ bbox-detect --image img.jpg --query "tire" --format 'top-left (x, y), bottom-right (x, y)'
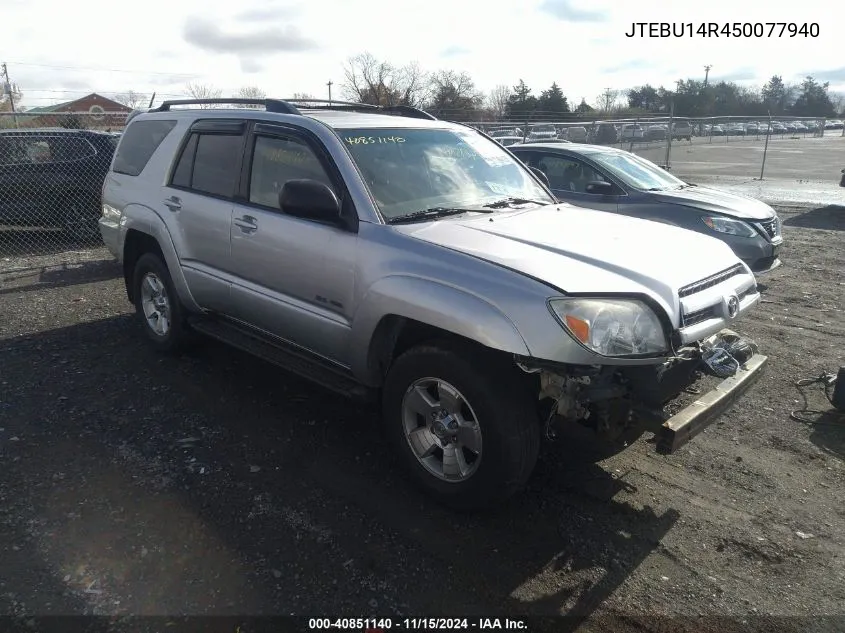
top-left (131, 252), bottom-right (192, 353)
top-left (382, 341), bottom-right (540, 510)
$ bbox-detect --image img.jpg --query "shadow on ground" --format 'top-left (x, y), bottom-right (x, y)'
top-left (781, 205), bottom-right (845, 231)
top-left (0, 259), bottom-right (120, 295)
top-left (0, 316), bottom-right (679, 626)
top-left (806, 410), bottom-right (845, 461)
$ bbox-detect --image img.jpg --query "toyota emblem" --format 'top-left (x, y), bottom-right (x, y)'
top-left (726, 295), bottom-right (740, 319)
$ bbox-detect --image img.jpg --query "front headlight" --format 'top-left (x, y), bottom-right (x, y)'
top-left (549, 298), bottom-right (669, 357)
top-left (701, 216), bottom-right (757, 238)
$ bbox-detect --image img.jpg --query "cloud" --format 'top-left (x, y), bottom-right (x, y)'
top-left (602, 59), bottom-right (650, 73)
top-left (240, 59), bottom-right (264, 73)
top-left (799, 67), bottom-right (845, 83)
top-left (182, 18), bottom-right (318, 54)
top-left (441, 45), bottom-right (469, 57)
top-left (236, 5), bottom-right (301, 22)
top-left (539, 0), bottom-right (606, 22)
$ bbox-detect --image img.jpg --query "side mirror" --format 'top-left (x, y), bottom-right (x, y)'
top-left (529, 166), bottom-right (551, 188)
top-left (584, 180), bottom-right (614, 195)
top-left (279, 179), bottom-right (341, 223)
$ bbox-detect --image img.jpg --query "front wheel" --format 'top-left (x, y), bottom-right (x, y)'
top-left (382, 342), bottom-right (540, 510)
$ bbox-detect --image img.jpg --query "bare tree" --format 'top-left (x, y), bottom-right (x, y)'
top-left (236, 86), bottom-right (267, 108)
top-left (486, 84), bottom-right (511, 118)
top-left (0, 83), bottom-right (23, 113)
top-left (596, 88), bottom-right (620, 113)
top-left (114, 90), bottom-right (148, 109)
top-left (184, 82), bottom-right (223, 101)
top-left (341, 52), bottom-right (428, 107)
top-left (426, 70), bottom-right (483, 118)
top-left (237, 86), bottom-right (267, 99)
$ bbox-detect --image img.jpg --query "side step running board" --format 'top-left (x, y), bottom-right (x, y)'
top-left (188, 317), bottom-right (375, 402)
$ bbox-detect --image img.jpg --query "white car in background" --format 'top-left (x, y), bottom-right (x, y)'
top-left (620, 124), bottom-right (644, 142)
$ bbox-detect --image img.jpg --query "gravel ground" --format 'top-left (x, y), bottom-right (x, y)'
top-left (0, 205), bottom-right (844, 632)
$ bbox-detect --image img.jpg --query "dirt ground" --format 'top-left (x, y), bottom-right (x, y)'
top-left (0, 205), bottom-right (844, 632)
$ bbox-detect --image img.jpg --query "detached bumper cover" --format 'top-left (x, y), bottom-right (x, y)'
top-left (658, 353), bottom-right (768, 453)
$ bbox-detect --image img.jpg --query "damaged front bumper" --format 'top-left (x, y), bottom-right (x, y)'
top-left (657, 352), bottom-right (768, 452)
top-left (519, 328), bottom-right (769, 455)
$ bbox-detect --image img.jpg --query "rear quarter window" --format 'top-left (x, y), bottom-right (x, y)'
top-left (112, 119), bottom-right (177, 176)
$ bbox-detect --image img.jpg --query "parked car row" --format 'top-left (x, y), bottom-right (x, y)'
top-left (96, 97), bottom-right (772, 509)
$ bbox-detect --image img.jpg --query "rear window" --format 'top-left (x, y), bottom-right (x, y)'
top-left (112, 119), bottom-right (177, 176)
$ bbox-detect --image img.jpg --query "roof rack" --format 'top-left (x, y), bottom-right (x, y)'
top-left (282, 98), bottom-right (438, 120)
top-left (150, 98), bottom-right (302, 115)
top-left (146, 97), bottom-right (437, 121)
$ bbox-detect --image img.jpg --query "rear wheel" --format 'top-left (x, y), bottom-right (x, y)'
top-left (382, 342), bottom-right (540, 510)
top-left (132, 253), bottom-right (192, 353)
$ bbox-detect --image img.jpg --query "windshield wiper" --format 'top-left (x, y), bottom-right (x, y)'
top-left (482, 197), bottom-right (548, 209)
top-left (386, 207), bottom-right (493, 225)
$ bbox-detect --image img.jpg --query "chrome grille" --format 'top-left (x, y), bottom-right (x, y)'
top-left (678, 264), bottom-right (745, 298)
top-left (681, 306), bottom-right (717, 327)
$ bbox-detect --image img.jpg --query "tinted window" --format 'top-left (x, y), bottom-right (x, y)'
top-left (191, 134), bottom-right (242, 198)
top-left (536, 155), bottom-right (607, 193)
top-left (112, 119), bottom-right (177, 176)
top-left (249, 135), bottom-right (333, 209)
top-left (48, 136), bottom-right (97, 162)
top-left (170, 133), bottom-right (198, 189)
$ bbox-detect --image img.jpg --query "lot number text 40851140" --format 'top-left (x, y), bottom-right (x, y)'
top-left (306, 618), bottom-right (527, 630)
top-left (625, 22), bottom-right (819, 38)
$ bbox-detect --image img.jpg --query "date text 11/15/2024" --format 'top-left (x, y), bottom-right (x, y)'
top-left (625, 22), bottom-right (819, 37)
top-left (304, 618), bottom-right (528, 630)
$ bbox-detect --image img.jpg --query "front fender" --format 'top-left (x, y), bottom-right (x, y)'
top-left (120, 204), bottom-right (201, 313)
top-left (349, 275), bottom-right (530, 385)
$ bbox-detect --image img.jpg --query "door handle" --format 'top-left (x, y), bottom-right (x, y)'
top-left (233, 215), bottom-right (258, 233)
top-left (163, 196), bottom-right (181, 211)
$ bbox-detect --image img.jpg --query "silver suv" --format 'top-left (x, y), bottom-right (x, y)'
top-left (100, 98), bottom-right (768, 509)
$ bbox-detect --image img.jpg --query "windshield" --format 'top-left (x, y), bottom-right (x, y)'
top-left (531, 125), bottom-right (556, 133)
top-left (590, 151), bottom-right (687, 191)
top-left (339, 127), bottom-right (555, 220)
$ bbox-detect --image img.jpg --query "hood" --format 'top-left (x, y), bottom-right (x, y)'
top-left (651, 185), bottom-right (776, 220)
top-left (392, 204), bottom-right (743, 320)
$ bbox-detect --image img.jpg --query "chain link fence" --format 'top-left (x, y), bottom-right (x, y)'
top-left (456, 114), bottom-right (844, 180)
top-left (0, 111), bottom-right (126, 270)
top-left (1, 106), bottom-right (843, 268)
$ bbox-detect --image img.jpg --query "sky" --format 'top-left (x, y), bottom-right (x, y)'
top-left (4, 0), bottom-right (843, 110)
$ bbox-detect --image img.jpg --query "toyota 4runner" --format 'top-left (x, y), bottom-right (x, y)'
top-left (100, 98), bottom-right (768, 509)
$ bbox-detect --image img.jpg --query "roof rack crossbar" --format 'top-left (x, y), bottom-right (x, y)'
top-left (282, 98), bottom-right (379, 109)
top-left (151, 98), bottom-right (301, 115)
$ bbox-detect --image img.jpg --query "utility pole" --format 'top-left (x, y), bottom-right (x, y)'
top-left (327, 80), bottom-right (333, 106)
top-left (1, 62), bottom-right (19, 127)
top-left (602, 87), bottom-right (614, 113)
top-left (703, 65), bottom-right (712, 87)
